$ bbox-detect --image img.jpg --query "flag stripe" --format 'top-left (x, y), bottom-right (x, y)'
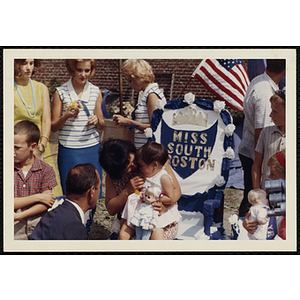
top-left (205, 61), bottom-right (246, 102)
top-left (240, 64), bottom-right (250, 85)
top-left (194, 73), bottom-right (243, 112)
top-left (206, 60), bottom-right (246, 97)
top-left (230, 66), bottom-right (247, 92)
top-left (192, 59), bottom-right (250, 111)
top-left (199, 64), bottom-right (244, 107)
top-left (231, 64), bottom-right (250, 91)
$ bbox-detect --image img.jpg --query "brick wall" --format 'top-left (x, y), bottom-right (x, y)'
top-left (32, 59), bottom-right (218, 104)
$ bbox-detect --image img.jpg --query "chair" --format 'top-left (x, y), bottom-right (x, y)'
top-left (149, 94), bottom-right (235, 239)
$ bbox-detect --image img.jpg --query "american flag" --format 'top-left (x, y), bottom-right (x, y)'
top-left (192, 59), bottom-right (250, 112)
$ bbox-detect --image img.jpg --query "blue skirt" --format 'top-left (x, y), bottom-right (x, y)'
top-left (57, 143), bottom-right (102, 197)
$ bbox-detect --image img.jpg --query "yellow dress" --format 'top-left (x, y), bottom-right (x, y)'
top-left (14, 79), bottom-right (63, 197)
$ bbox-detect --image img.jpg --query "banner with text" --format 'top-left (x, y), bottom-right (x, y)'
top-left (152, 97), bottom-right (234, 196)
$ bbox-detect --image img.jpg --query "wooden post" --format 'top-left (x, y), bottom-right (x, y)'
top-left (119, 59), bottom-right (124, 116)
top-left (178, 76), bottom-right (192, 98)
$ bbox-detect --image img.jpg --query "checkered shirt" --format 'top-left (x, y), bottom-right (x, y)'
top-left (14, 157), bottom-right (57, 211)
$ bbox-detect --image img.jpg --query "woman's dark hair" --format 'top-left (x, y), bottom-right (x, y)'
top-left (99, 139), bottom-right (137, 180)
top-left (136, 141), bottom-right (168, 166)
top-left (14, 59), bottom-right (41, 77)
top-left (65, 163), bottom-right (99, 197)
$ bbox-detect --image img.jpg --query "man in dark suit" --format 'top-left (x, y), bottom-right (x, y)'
top-left (29, 163), bottom-right (101, 240)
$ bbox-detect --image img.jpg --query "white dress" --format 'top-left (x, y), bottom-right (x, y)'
top-left (122, 168), bottom-right (181, 228)
top-left (248, 204), bottom-right (269, 240)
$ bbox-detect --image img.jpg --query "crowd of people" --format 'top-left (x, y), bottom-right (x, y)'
top-left (238, 59), bottom-right (286, 240)
top-left (13, 58), bottom-right (287, 241)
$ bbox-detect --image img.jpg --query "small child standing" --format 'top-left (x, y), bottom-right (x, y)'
top-left (247, 189), bottom-right (269, 240)
top-left (14, 120), bottom-right (57, 239)
top-left (119, 141), bottom-right (181, 240)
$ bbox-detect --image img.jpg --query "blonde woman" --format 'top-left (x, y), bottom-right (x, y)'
top-left (113, 59), bottom-right (166, 149)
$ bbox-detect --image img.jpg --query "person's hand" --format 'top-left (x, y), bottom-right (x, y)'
top-left (152, 201), bottom-right (167, 216)
top-left (127, 176), bottom-right (145, 195)
top-left (33, 148), bottom-right (44, 160)
top-left (243, 211), bottom-right (259, 234)
top-left (148, 224), bottom-right (154, 230)
top-left (14, 212), bottom-right (21, 222)
top-left (65, 107), bottom-right (80, 119)
top-left (87, 115), bottom-right (99, 126)
top-left (37, 190), bottom-right (55, 207)
top-left (113, 115), bottom-right (130, 127)
top-left (140, 192), bottom-right (145, 202)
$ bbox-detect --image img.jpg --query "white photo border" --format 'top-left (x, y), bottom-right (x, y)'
top-left (3, 47), bottom-right (297, 253)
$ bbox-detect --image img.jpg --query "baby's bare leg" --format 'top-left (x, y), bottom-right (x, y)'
top-left (150, 228), bottom-right (164, 240)
top-left (118, 219), bottom-right (135, 240)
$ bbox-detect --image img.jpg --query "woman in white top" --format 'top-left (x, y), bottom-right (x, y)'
top-left (51, 59), bottom-right (105, 197)
top-left (113, 59), bottom-right (166, 149)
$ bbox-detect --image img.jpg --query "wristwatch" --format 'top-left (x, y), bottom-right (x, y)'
top-left (37, 143), bottom-right (45, 153)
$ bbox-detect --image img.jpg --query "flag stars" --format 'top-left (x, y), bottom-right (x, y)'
top-left (217, 59), bottom-right (244, 71)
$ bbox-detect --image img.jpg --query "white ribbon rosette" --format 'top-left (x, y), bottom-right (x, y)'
top-left (215, 174), bottom-right (226, 187)
top-left (223, 147), bottom-right (235, 159)
top-left (228, 214), bottom-right (238, 225)
top-left (224, 124), bottom-right (236, 137)
top-left (213, 100), bottom-right (226, 113)
top-left (144, 127), bottom-right (153, 138)
top-left (184, 92), bottom-right (195, 105)
top-left (155, 99), bottom-right (165, 110)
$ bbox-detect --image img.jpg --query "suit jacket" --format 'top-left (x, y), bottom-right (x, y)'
top-left (28, 200), bottom-right (88, 240)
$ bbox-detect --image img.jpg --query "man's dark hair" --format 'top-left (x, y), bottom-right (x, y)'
top-left (266, 59), bottom-right (286, 74)
top-left (14, 120), bottom-right (40, 145)
top-left (99, 139), bottom-right (137, 180)
top-left (136, 141), bottom-right (168, 166)
top-left (65, 164), bottom-right (99, 197)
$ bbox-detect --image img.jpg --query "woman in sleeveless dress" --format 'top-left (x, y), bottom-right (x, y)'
top-left (14, 59), bottom-right (63, 197)
top-left (51, 59), bottom-right (105, 196)
top-left (113, 59), bottom-right (166, 149)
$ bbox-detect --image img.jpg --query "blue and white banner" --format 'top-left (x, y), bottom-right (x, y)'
top-left (151, 95), bottom-right (234, 196)
top-left (160, 119), bottom-right (218, 180)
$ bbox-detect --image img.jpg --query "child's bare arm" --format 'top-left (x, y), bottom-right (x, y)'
top-left (160, 174), bottom-right (175, 205)
top-left (14, 190), bottom-right (55, 210)
top-left (164, 163), bottom-right (181, 202)
top-left (152, 175), bottom-right (176, 216)
top-left (14, 203), bottom-right (49, 222)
